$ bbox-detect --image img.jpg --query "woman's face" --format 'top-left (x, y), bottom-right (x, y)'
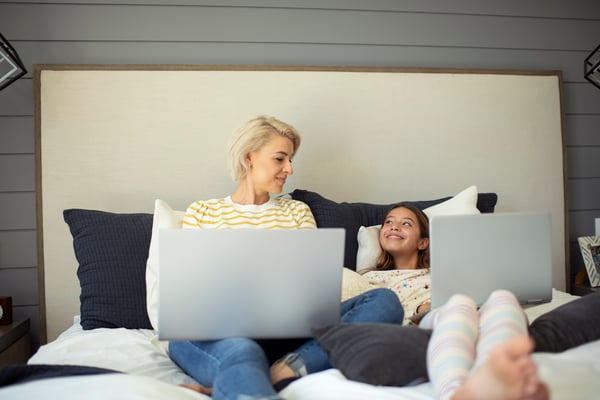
top-left (246, 134), bottom-right (295, 195)
top-left (379, 207), bottom-right (429, 256)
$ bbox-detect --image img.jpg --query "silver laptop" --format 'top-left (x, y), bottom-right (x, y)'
top-left (429, 212), bottom-right (552, 309)
top-left (157, 228), bottom-right (345, 341)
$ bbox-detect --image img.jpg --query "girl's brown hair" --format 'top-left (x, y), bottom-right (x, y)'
top-left (371, 203), bottom-right (430, 271)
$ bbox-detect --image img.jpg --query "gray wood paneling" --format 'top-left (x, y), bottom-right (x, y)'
top-left (2, 3), bottom-right (599, 51)
top-left (568, 178), bottom-right (600, 210)
top-left (6, 0), bottom-right (600, 20)
top-left (565, 115), bottom-right (600, 146)
top-left (0, 193), bottom-right (36, 230)
top-left (0, 80), bottom-right (33, 116)
top-left (0, 117), bottom-right (34, 153)
top-left (566, 148), bottom-right (600, 179)
top-left (563, 83), bottom-right (600, 115)
top-left (570, 210), bottom-right (600, 238)
top-left (0, 231), bottom-right (37, 267)
top-left (0, 268), bottom-right (38, 305)
top-left (0, 155), bottom-right (35, 191)
top-left (0, 0), bottom-right (598, 344)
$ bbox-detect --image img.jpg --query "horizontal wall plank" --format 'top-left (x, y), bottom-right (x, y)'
top-left (0, 268), bottom-right (38, 305)
top-left (568, 178), bottom-right (600, 210)
top-left (0, 155), bottom-right (35, 191)
top-left (569, 210), bottom-right (600, 238)
top-left (562, 82), bottom-right (600, 115)
top-left (8, 0), bottom-right (600, 20)
top-left (0, 117), bottom-right (34, 153)
top-left (12, 42), bottom-right (591, 83)
top-left (0, 192), bottom-right (36, 230)
top-left (0, 230), bottom-right (37, 268)
top-left (566, 147), bottom-right (600, 179)
top-left (565, 115), bottom-right (600, 146)
top-left (0, 79), bottom-right (33, 117)
top-left (2, 4), bottom-right (599, 51)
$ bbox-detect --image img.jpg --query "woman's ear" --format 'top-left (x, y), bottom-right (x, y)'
top-left (418, 238), bottom-right (429, 251)
top-left (245, 152), bottom-right (253, 169)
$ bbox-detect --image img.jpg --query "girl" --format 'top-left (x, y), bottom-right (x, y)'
top-left (360, 203), bottom-right (548, 400)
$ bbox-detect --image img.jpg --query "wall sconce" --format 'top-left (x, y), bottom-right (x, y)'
top-left (0, 32), bottom-right (27, 92)
top-left (585, 44), bottom-right (600, 90)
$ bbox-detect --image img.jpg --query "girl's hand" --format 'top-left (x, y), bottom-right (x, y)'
top-left (416, 300), bottom-right (431, 315)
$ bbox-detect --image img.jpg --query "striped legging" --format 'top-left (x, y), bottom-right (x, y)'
top-left (420, 290), bottom-right (528, 400)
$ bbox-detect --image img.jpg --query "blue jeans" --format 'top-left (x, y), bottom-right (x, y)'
top-left (169, 288), bottom-right (404, 400)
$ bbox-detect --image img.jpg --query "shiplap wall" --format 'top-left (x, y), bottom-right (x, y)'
top-left (0, 1), bottom-right (599, 348)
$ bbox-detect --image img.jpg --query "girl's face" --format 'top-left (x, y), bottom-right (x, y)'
top-left (379, 207), bottom-right (429, 256)
top-left (246, 134), bottom-right (295, 195)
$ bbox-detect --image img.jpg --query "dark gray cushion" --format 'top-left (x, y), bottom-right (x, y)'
top-left (529, 291), bottom-right (600, 353)
top-left (63, 209), bottom-right (153, 330)
top-left (313, 323), bottom-right (432, 386)
top-left (291, 189), bottom-right (497, 270)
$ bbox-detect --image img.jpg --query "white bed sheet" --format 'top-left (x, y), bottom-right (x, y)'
top-left (28, 317), bottom-right (198, 387)
top-left (19, 289), bottom-right (598, 400)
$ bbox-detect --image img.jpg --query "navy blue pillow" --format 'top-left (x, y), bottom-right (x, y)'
top-left (63, 209), bottom-right (153, 330)
top-left (291, 189), bottom-right (498, 270)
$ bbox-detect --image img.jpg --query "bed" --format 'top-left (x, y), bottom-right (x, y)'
top-left (4, 65), bottom-right (598, 399)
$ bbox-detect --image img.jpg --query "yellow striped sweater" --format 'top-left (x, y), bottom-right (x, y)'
top-left (182, 196), bottom-right (316, 230)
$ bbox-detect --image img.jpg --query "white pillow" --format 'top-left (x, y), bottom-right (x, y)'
top-left (355, 186), bottom-right (480, 272)
top-left (146, 199), bottom-right (185, 330)
top-left (422, 185), bottom-right (479, 218)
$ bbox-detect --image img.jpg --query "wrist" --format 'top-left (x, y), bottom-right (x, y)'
top-left (416, 300), bottom-right (431, 314)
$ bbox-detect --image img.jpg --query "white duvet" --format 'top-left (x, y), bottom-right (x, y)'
top-left (3, 290), bottom-right (598, 400)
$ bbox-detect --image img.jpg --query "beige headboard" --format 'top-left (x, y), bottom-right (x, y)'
top-left (35, 65), bottom-right (566, 342)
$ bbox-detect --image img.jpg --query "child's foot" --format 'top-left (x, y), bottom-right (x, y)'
top-left (452, 336), bottom-right (549, 400)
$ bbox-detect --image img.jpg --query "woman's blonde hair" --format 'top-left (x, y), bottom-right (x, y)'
top-left (372, 203), bottom-right (430, 271)
top-left (227, 115), bottom-right (301, 181)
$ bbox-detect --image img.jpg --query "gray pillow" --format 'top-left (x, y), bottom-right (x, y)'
top-left (313, 323), bottom-right (432, 386)
top-left (529, 292), bottom-right (600, 353)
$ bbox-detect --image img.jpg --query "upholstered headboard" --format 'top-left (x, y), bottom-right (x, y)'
top-left (34, 65), bottom-right (566, 342)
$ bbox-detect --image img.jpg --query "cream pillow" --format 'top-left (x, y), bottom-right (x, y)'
top-left (341, 268), bottom-right (380, 301)
top-left (355, 186), bottom-right (480, 272)
top-left (146, 199), bottom-right (185, 330)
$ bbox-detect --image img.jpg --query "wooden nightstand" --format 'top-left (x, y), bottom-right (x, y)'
top-left (0, 318), bottom-right (32, 365)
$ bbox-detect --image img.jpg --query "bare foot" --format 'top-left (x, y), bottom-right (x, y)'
top-left (178, 383), bottom-right (213, 395)
top-left (451, 336), bottom-right (549, 400)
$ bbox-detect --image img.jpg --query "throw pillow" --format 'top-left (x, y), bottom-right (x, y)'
top-left (529, 291), bottom-right (600, 353)
top-left (313, 323), bottom-right (432, 386)
top-left (63, 209), bottom-right (154, 330)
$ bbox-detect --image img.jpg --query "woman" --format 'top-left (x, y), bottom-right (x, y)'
top-left (168, 115), bottom-right (404, 400)
top-left (360, 204), bottom-right (549, 400)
